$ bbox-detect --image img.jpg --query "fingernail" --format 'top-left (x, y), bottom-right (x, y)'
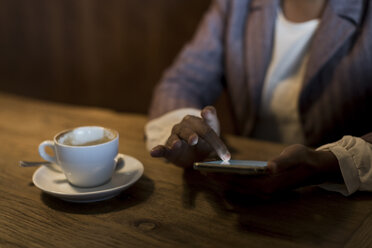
top-left (171, 140), bottom-right (181, 149)
top-left (221, 152), bottom-right (231, 162)
top-left (189, 135), bottom-right (198, 146)
top-left (267, 161), bottom-right (277, 174)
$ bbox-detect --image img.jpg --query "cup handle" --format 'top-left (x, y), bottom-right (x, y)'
top-left (38, 140), bottom-right (58, 164)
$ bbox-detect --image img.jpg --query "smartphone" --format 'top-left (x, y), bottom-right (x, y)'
top-left (193, 160), bottom-right (268, 175)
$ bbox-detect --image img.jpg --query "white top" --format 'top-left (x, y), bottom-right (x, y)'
top-left (252, 10), bottom-right (319, 144)
top-left (144, 11), bottom-right (372, 196)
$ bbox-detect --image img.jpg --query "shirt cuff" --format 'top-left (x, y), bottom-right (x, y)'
top-left (316, 135), bottom-right (372, 196)
top-left (144, 108), bottom-right (201, 151)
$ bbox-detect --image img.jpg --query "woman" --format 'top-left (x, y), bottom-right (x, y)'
top-left (146, 0), bottom-right (372, 196)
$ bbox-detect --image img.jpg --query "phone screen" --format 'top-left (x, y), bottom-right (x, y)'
top-left (193, 160), bottom-right (268, 175)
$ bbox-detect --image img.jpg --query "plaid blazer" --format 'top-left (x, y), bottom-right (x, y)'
top-left (149, 0), bottom-right (372, 147)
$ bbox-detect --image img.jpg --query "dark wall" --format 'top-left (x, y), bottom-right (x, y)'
top-left (0, 0), bottom-right (211, 114)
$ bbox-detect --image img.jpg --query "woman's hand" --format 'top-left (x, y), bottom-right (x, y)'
top-left (208, 144), bottom-right (342, 196)
top-left (150, 106), bottom-right (231, 168)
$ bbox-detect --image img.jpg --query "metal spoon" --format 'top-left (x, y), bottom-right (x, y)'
top-left (19, 160), bottom-right (54, 167)
top-left (19, 157), bottom-right (124, 172)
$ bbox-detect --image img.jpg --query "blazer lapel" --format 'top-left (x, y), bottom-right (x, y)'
top-left (243, 0), bottom-right (279, 135)
top-left (225, 0), bottom-right (251, 133)
top-left (301, 0), bottom-right (363, 94)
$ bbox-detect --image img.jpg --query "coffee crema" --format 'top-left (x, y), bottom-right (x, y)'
top-left (62, 136), bottom-right (113, 146)
top-left (57, 127), bottom-right (117, 147)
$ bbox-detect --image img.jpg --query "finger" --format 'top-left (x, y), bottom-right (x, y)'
top-left (198, 128), bottom-right (230, 161)
top-left (171, 121), bottom-right (200, 146)
top-left (163, 140), bottom-right (190, 165)
top-left (268, 144), bottom-right (309, 174)
top-left (151, 141), bottom-right (185, 162)
top-left (183, 115), bottom-right (230, 161)
top-left (150, 145), bottom-right (166, 157)
top-left (170, 123), bottom-right (197, 145)
top-left (267, 160), bottom-right (279, 174)
top-left (268, 156), bottom-right (297, 175)
top-left (176, 127), bottom-right (199, 146)
top-left (201, 106), bottom-right (220, 134)
top-left (165, 133), bottom-right (182, 150)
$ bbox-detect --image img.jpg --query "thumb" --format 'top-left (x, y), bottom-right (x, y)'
top-left (268, 152), bottom-right (297, 174)
top-left (201, 106), bottom-right (220, 135)
top-left (268, 144), bottom-right (309, 174)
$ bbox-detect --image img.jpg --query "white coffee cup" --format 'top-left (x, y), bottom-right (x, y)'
top-left (38, 126), bottom-right (119, 187)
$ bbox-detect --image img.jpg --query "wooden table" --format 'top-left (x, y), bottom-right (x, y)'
top-left (1, 92), bottom-right (372, 248)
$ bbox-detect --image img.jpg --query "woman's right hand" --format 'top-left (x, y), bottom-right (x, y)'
top-left (150, 106), bottom-right (231, 168)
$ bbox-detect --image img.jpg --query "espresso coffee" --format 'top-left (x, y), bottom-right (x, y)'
top-left (62, 135), bottom-right (113, 146)
top-left (57, 127), bottom-right (116, 147)
top-left (39, 125), bottom-right (119, 187)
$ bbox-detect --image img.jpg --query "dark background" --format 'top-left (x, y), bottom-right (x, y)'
top-left (0, 0), bottom-right (211, 114)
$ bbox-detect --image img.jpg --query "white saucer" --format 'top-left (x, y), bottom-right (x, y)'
top-left (32, 154), bottom-right (144, 203)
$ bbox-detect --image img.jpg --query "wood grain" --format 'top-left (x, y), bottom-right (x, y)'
top-left (1, 92), bottom-right (372, 248)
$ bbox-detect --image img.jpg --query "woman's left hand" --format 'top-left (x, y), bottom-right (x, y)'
top-left (208, 144), bottom-right (343, 196)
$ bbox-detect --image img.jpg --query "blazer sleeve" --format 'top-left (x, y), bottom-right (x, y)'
top-left (317, 136), bottom-right (372, 196)
top-left (149, 0), bottom-right (229, 119)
